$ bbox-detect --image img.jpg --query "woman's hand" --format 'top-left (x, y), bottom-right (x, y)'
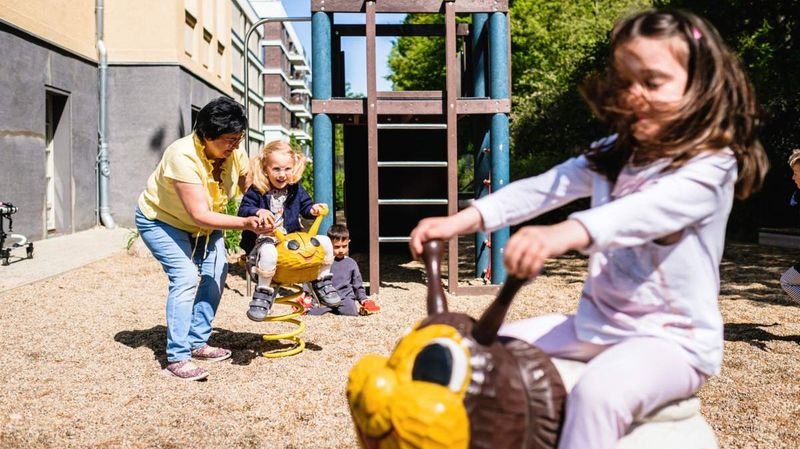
top-left (242, 216), bottom-right (267, 234)
top-left (255, 209), bottom-right (274, 224)
top-left (409, 207), bottom-right (484, 258)
top-left (310, 203), bottom-right (329, 216)
top-left (503, 220), bottom-right (591, 279)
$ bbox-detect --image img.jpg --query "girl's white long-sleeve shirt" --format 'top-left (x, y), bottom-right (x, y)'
top-left (472, 138), bottom-right (737, 375)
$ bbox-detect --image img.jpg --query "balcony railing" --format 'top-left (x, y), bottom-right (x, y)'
top-left (287, 50), bottom-right (305, 64)
top-left (287, 77), bottom-right (307, 89)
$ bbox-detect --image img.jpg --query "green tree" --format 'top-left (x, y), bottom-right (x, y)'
top-left (657, 0), bottom-right (800, 235)
top-left (509, 0), bottom-right (649, 177)
top-left (386, 1), bottom-right (648, 178)
top-left (385, 1), bottom-right (800, 236)
top-left (386, 13), bottom-right (469, 91)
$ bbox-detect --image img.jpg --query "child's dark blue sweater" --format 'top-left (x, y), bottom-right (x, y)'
top-left (237, 183), bottom-right (314, 254)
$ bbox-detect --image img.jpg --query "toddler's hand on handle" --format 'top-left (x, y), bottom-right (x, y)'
top-left (310, 203), bottom-right (329, 216)
top-left (256, 209), bottom-right (275, 226)
top-left (504, 219), bottom-right (591, 279)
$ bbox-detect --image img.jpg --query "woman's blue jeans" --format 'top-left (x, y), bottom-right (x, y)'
top-left (135, 208), bottom-right (228, 362)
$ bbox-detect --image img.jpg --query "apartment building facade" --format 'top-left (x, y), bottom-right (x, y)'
top-left (251, 1), bottom-right (312, 151)
top-left (0, 0), bottom-right (266, 236)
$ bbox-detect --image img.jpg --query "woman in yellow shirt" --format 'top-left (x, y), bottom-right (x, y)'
top-left (135, 97), bottom-right (266, 380)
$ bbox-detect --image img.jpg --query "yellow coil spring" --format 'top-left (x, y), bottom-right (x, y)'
top-left (261, 287), bottom-right (307, 358)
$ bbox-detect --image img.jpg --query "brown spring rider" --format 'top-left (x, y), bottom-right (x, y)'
top-left (346, 240), bottom-right (566, 449)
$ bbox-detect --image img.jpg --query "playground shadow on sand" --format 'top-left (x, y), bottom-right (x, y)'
top-left (114, 325), bottom-right (322, 367)
top-left (724, 322), bottom-right (800, 351)
top-left (719, 242), bottom-right (800, 307)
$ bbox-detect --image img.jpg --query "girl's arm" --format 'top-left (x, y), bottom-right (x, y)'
top-left (237, 187), bottom-right (262, 218)
top-left (297, 185), bottom-right (315, 218)
top-left (473, 155), bottom-right (595, 232)
top-left (350, 261), bottom-right (369, 301)
top-left (409, 207), bottom-right (484, 257)
top-left (569, 151), bottom-right (736, 253)
top-left (503, 220), bottom-right (591, 278)
top-left (409, 155), bottom-right (595, 257)
top-left (174, 182), bottom-right (263, 232)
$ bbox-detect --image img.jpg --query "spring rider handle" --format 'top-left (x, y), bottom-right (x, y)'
top-left (421, 240), bottom-right (448, 315)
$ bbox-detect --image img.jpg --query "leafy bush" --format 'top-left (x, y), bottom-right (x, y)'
top-left (224, 199), bottom-right (242, 254)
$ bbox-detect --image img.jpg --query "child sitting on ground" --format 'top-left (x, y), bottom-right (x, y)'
top-left (238, 140), bottom-right (342, 321)
top-left (780, 148), bottom-right (800, 304)
top-left (307, 224), bottom-right (380, 316)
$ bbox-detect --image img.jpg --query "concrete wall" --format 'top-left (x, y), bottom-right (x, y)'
top-left (0, 24), bottom-right (98, 240)
top-left (106, 65), bottom-right (226, 228)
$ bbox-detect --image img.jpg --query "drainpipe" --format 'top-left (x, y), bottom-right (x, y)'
top-left (96, 0), bottom-right (115, 228)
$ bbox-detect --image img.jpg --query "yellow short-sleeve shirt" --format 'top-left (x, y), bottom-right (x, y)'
top-left (137, 133), bottom-right (249, 235)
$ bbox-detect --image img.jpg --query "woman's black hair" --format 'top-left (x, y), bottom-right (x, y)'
top-left (193, 97), bottom-right (248, 141)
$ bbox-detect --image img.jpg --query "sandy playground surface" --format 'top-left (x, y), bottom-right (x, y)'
top-left (0, 240), bottom-right (798, 448)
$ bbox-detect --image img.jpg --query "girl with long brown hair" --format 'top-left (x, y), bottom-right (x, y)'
top-left (410, 9), bottom-right (768, 449)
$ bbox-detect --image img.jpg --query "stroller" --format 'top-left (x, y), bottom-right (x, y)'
top-left (0, 202), bottom-right (34, 266)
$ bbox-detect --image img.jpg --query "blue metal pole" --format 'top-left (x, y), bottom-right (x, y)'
top-left (489, 12), bottom-right (510, 283)
top-left (312, 11), bottom-right (333, 232)
top-left (472, 13), bottom-right (490, 279)
top-left (471, 13), bottom-right (488, 97)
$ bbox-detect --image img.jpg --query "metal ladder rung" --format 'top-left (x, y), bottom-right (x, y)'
top-left (378, 236), bottom-right (411, 243)
top-left (376, 123), bottom-right (447, 130)
top-left (377, 161), bottom-right (447, 168)
top-left (378, 199), bottom-right (448, 205)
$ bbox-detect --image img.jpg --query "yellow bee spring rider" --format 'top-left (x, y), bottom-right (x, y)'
top-left (244, 205), bottom-right (329, 358)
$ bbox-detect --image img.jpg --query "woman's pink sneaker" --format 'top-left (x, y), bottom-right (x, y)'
top-left (163, 360), bottom-right (208, 381)
top-left (191, 345), bottom-right (232, 362)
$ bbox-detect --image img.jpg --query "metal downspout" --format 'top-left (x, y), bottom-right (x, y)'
top-left (96, 0), bottom-right (115, 228)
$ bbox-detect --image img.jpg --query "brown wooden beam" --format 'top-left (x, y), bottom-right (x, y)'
top-left (366, 1), bottom-right (380, 296)
top-left (456, 98), bottom-right (511, 114)
top-left (377, 99), bottom-right (443, 115)
top-left (445, 1), bottom-right (459, 294)
top-left (378, 90), bottom-right (442, 99)
top-left (311, 98), bottom-right (510, 115)
top-left (312, 99), bottom-right (365, 114)
top-left (333, 24), bottom-right (469, 37)
top-left (312, 0), bottom-right (508, 13)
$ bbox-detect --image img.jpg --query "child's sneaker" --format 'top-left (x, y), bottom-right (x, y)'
top-left (359, 299), bottom-right (381, 315)
top-left (310, 274), bottom-right (342, 308)
top-left (247, 286), bottom-right (277, 322)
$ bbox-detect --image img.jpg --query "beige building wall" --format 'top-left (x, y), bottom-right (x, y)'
top-left (0, 0), bottom-right (235, 95)
top-left (0, 0), bottom-right (97, 60)
top-left (104, 0), bottom-right (233, 95)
